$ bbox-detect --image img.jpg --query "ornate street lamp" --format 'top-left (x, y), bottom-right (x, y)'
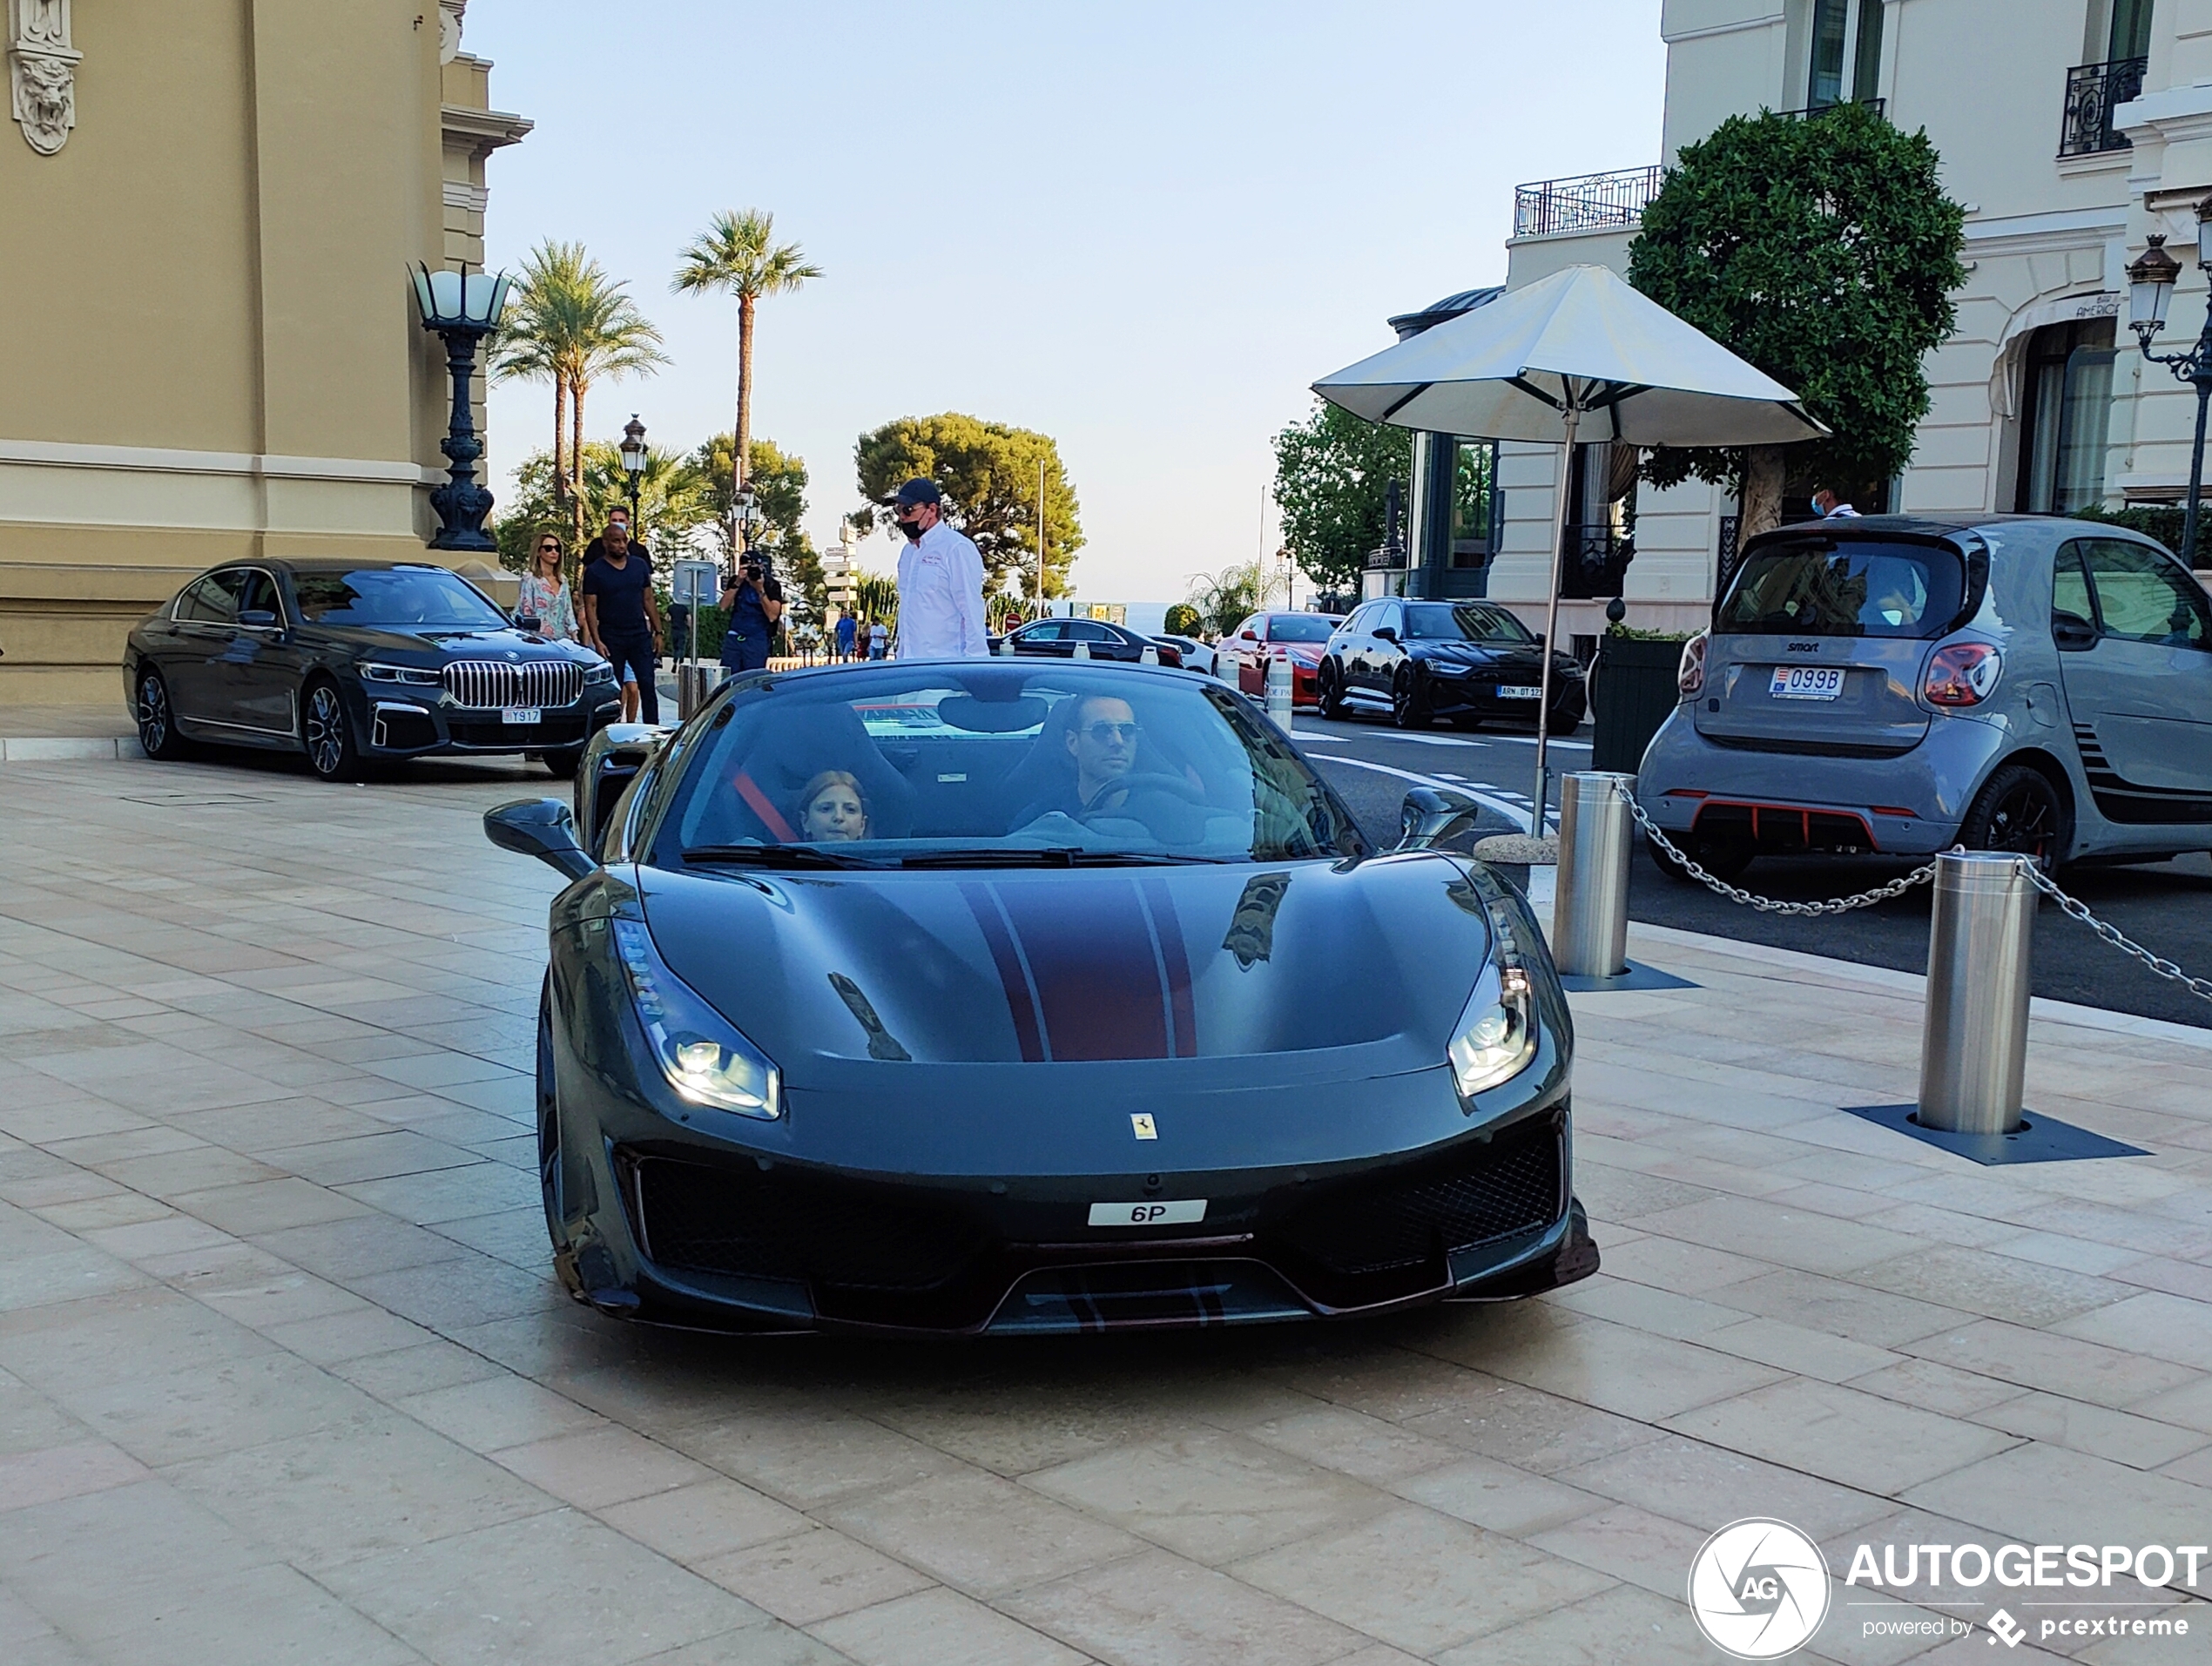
top-left (410, 264), bottom-right (511, 553)
top-left (735, 486), bottom-right (766, 575)
top-left (2128, 205), bottom-right (2212, 563)
top-left (618, 414), bottom-right (648, 533)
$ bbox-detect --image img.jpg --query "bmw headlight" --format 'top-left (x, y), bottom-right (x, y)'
top-left (584, 659), bottom-right (617, 683)
top-left (1449, 964), bottom-right (1537, 1098)
top-left (361, 662), bottom-right (442, 686)
top-left (611, 919), bottom-right (780, 1119)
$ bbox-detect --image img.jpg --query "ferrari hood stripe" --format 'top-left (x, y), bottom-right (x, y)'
top-left (1141, 874), bottom-right (1198, 1058)
top-left (1000, 877), bottom-right (1170, 1062)
top-left (960, 881), bottom-right (1047, 1062)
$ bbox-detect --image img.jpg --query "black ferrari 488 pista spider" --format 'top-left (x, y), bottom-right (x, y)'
top-left (485, 657), bottom-right (1596, 1334)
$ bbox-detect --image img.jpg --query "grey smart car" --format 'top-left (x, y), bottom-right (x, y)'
top-left (1637, 515), bottom-right (2212, 879)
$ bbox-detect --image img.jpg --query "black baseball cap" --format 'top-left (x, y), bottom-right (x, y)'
top-left (893, 478), bottom-right (941, 509)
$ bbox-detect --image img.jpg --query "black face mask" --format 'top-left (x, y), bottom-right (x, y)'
top-left (899, 515), bottom-right (927, 542)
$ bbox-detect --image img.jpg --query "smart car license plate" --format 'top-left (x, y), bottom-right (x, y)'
top-left (1088, 1199), bottom-right (1206, 1227)
top-left (1496, 685), bottom-right (1541, 700)
top-left (502, 705), bottom-right (541, 725)
top-left (1769, 667), bottom-right (1843, 701)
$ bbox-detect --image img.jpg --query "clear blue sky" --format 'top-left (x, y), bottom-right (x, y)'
top-left (469, 1), bottom-right (1664, 601)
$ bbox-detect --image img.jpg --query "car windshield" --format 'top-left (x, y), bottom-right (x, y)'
top-left (1403, 603), bottom-right (1535, 644)
top-left (1267, 615), bottom-right (1337, 643)
top-left (651, 663), bottom-right (1368, 868)
top-left (1720, 538), bottom-right (1964, 639)
top-left (291, 567), bottom-right (510, 629)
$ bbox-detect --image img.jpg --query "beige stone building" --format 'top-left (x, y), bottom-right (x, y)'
top-left (1378, 0), bottom-right (2212, 651)
top-left (0, 0), bottom-right (526, 705)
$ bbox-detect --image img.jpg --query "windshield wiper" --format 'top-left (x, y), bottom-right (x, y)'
top-left (898, 846), bottom-right (1217, 869)
top-left (682, 844), bottom-right (881, 870)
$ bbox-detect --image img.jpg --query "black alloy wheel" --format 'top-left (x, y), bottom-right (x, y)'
top-left (1315, 658), bottom-right (1347, 719)
top-left (536, 975), bottom-right (569, 1250)
top-left (301, 679), bottom-right (364, 782)
top-left (1391, 664), bottom-right (1430, 729)
top-left (136, 667), bottom-right (191, 761)
top-left (1960, 762), bottom-right (2069, 871)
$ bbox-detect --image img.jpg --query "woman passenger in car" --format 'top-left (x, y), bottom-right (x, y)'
top-left (797, 771), bottom-right (869, 841)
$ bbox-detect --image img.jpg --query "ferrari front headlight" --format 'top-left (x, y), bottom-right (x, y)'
top-left (611, 918), bottom-right (780, 1119)
top-left (1448, 964), bottom-right (1537, 1099)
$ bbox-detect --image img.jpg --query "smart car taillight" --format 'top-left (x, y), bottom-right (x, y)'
top-left (1677, 631), bottom-right (1707, 698)
top-left (1925, 643), bottom-right (2001, 706)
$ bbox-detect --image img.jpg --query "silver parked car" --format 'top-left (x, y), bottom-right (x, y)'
top-left (1638, 515), bottom-right (2212, 880)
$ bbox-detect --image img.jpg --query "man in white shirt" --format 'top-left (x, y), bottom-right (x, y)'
top-left (890, 478), bottom-right (988, 658)
top-left (1811, 486), bottom-right (1860, 519)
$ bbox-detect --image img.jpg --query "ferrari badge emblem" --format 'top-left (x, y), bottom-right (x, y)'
top-left (1130, 1114), bottom-right (1157, 1141)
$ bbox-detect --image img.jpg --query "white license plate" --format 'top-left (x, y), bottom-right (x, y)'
top-left (502, 705), bottom-right (542, 725)
top-left (1088, 1199), bottom-right (1207, 1228)
top-left (1769, 667), bottom-right (1844, 701)
top-left (1496, 685), bottom-right (1541, 700)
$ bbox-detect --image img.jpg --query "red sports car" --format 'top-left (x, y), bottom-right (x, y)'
top-left (1223, 611), bottom-right (1345, 709)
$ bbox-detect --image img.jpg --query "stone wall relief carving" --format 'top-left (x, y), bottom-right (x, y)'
top-left (9, 0), bottom-right (78, 155)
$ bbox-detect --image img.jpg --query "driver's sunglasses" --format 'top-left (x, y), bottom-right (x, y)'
top-left (1082, 721), bottom-right (1140, 744)
top-left (536, 542), bottom-right (560, 554)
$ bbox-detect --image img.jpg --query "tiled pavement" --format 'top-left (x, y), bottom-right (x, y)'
top-left (3, 752), bottom-right (2212, 1664)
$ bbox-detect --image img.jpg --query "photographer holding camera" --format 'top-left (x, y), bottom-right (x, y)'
top-left (718, 554), bottom-right (784, 679)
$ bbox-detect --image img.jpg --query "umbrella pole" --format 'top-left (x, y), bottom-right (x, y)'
top-left (1532, 400), bottom-right (1580, 835)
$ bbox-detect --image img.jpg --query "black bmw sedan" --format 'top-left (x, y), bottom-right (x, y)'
top-left (485, 657), bottom-right (1596, 1335)
top-left (1317, 598), bottom-right (1588, 732)
top-left (125, 559), bottom-right (622, 781)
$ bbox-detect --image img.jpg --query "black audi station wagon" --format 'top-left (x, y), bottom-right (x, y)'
top-left (125, 558), bottom-right (620, 780)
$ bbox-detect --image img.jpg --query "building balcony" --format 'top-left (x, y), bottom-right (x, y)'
top-left (2060, 56), bottom-right (2147, 156)
top-left (1513, 165), bottom-right (1664, 239)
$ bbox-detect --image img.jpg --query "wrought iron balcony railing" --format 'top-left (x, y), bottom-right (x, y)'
top-left (1513, 165), bottom-right (1664, 239)
top-left (2060, 56), bottom-right (2147, 156)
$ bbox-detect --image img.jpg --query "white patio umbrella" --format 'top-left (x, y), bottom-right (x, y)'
top-left (1312, 263), bottom-right (1826, 826)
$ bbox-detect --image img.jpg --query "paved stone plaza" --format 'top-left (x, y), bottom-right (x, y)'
top-left (3, 753), bottom-right (2211, 1663)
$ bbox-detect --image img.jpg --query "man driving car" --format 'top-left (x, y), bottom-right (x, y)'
top-left (1011, 694), bottom-right (1138, 826)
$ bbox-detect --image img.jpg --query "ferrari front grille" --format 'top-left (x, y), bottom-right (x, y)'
top-left (441, 658), bottom-right (583, 710)
top-left (632, 1157), bottom-right (992, 1292)
top-left (1274, 1116), bottom-right (1561, 1279)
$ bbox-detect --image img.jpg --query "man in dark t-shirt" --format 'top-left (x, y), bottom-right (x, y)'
top-left (581, 521), bottom-right (664, 723)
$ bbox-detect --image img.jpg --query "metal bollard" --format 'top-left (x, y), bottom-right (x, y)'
top-left (1266, 655), bottom-right (1292, 725)
top-left (1551, 772), bottom-right (1635, 977)
top-left (1139, 643), bottom-right (1159, 665)
top-left (1073, 640), bottom-right (1092, 660)
top-left (1917, 851), bottom-right (2035, 1134)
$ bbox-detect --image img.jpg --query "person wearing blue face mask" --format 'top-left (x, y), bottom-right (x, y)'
top-left (1812, 486), bottom-right (1860, 519)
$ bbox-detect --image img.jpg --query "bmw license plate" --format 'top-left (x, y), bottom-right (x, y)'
top-left (1088, 1199), bottom-right (1206, 1227)
top-left (1496, 685), bottom-right (1541, 700)
top-left (502, 705), bottom-right (541, 725)
top-left (1769, 667), bottom-right (1844, 701)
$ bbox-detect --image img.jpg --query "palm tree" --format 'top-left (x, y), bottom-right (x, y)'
top-left (491, 239), bottom-right (668, 564)
top-left (671, 210), bottom-right (822, 521)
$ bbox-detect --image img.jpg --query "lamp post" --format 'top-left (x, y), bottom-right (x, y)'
top-left (735, 487), bottom-right (765, 574)
top-left (618, 414), bottom-right (648, 532)
top-left (2128, 208), bottom-right (2212, 563)
top-left (409, 264), bottom-right (511, 553)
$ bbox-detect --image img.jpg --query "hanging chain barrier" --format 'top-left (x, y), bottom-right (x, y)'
top-left (1598, 779), bottom-right (2212, 1005)
top-left (2019, 861), bottom-right (2212, 1007)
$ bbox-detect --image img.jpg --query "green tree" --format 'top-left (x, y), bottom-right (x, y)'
top-left (671, 210), bottom-right (822, 519)
top-left (689, 432), bottom-right (823, 624)
top-left (853, 413), bottom-right (1082, 599)
top-left (1163, 603), bottom-right (1202, 637)
top-left (852, 570), bottom-right (898, 630)
top-left (1626, 103), bottom-right (1966, 536)
top-left (1182, 561), bottom-right (1283, 638)
top-left (493, 440), bottom-right (714, 573)
top-left (1272, 401), bottom-right (1413, 592)
top-left (490, 240), bottom-right (668, 567)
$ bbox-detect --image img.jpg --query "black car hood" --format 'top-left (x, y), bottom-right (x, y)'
top-left (328, 625), bottom-right (588, 660)
top-left (1408, 640), bottom-right (1553, 671)
top-left (636, 853), bottom-right (1494, 1084)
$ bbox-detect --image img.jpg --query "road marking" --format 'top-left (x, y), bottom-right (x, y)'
top-left (1303, 752), bottom-right (1552, 834)
top-left (1291, 725), bottom-right (1591, 752)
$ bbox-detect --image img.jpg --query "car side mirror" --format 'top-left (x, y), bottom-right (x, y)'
top-left (1373, 625), bottom-right (1398, 643)
top-left (484, 797), bottom-right (597, 880)
top-left (516, 614), bottom-right (543, 633)
top-left (238, 609), bottom-right (277, 629)
top-left (1396, 786), bottom-right (1481, 852)
top-left (2052, 610), bottom-right (2097, 651)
